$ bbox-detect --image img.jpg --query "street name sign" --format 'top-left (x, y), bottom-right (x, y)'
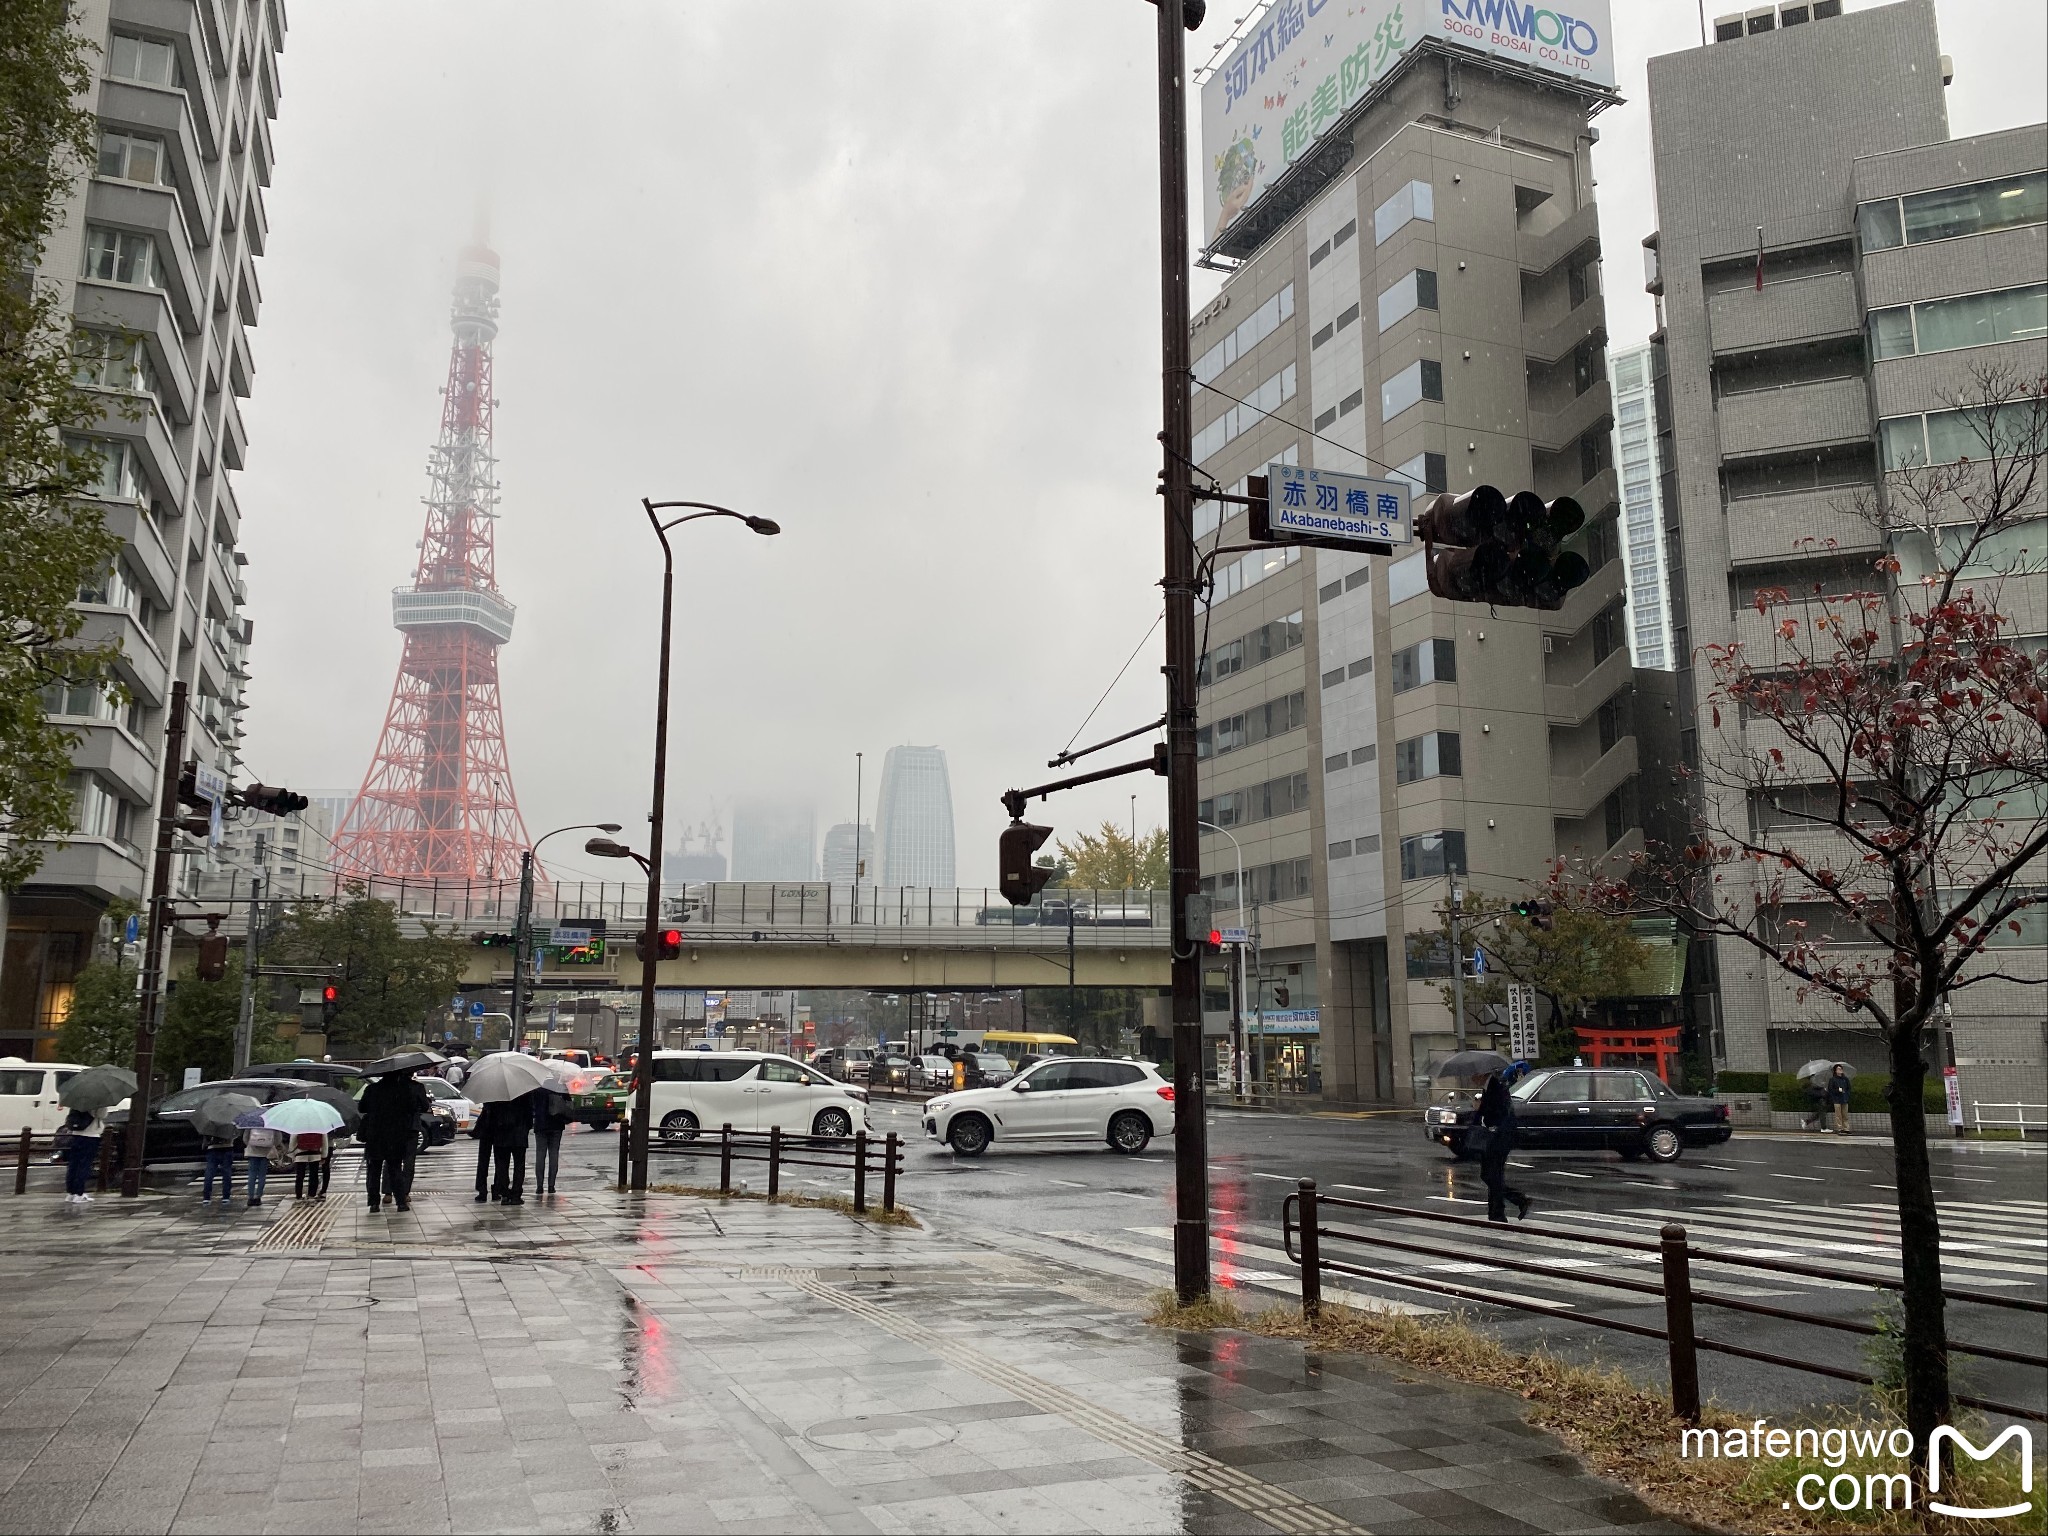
top-left (1255, 463), bottom-right (1411, 555)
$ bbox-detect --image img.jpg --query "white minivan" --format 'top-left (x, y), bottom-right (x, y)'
top-left (648, 1050), bottom-right (870, 1140)
top-left (0, 1058), bottom-right (87, 1137)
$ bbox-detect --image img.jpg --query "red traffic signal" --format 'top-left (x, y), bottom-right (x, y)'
top-left (322, 983), bottom-right (338, 1002)
top-left (636, 928), bottom-right (683, 961)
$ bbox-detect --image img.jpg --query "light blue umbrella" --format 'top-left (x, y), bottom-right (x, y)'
top-left (257, 1099), bottom-right (346, 1135)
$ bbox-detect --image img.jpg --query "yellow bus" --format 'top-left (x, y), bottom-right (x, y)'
top-left (980, 1032), bottom-right (1079, 1070)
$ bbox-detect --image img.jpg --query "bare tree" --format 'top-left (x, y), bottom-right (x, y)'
top-left (1576, 362), bottom-right (2046, 1477)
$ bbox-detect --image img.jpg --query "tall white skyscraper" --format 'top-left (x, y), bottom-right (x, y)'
top-left (874, 747), bottom-right (955, 889)
top-left (821, 823), bottom-right (875, 885)
top-left (1609, 344), bottom-right (1674, 669)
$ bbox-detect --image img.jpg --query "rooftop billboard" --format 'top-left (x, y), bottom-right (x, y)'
top-left (1200, 0), bottom-right (1616, 247)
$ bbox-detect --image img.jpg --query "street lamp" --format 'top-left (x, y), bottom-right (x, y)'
top-left (624, 497), bottom-right (780, 1192)
top-left (511, 822), bottom-right (622, 1050)
top-left (1199, 821), bottom-right (1251, 1100)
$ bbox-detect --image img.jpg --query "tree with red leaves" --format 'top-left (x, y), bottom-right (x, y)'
top-left (1572, 363), bottom-right (2046, 1478)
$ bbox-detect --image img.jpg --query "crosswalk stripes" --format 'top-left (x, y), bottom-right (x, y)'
top-left (1047, 1196), bottom-right (2047, 1321)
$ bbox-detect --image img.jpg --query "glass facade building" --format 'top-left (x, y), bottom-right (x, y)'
top-left (874, 747), bottom-right (955, 889)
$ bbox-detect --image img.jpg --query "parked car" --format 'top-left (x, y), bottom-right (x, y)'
top-left (103, 1077), bottom-right (342, 1166)
top-left (243, 1059), bottom-right (369, 1096)
top-left (568, 1071), bottom-right (631, 1130)
top-left (1424, 1067), bottom-right (1731, 1163)
top-left (420, 1075), bottom-right (480, 1134)
top-left (0, 1058), bottom-right (87, 1138)
top-left (646, 1050), bottom-right (870, 1141)
top-left (423, 1100), bottom-right (459, 1148)
top-left (974, 906), bottom-right (1040, 926)
top-left (820, 1046), bottom-right (875, 1083)
top-left (922, 1057), bottom-right (1174, 1157)
top-left (909, 1055), bottom-right (956, 1092)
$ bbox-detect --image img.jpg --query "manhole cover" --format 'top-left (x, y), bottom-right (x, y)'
top-left (803, 1413), bottom-right (957, 1452)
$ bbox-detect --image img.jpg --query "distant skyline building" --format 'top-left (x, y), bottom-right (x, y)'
top-left (729, 800), bottom-right (815, 881)
top-left (874, 747), bottom-right (955, 888)
top-left (821, 823), bottom-right (875, 885)
top-left (1609, 344), bottom-right (1674, 669)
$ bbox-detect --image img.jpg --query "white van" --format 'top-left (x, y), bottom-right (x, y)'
top-left (647, 1050), bottom-right (869, 1140)
top-left (0, 1058), bottom-right (87, 1137)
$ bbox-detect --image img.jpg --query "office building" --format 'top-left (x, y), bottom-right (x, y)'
top-left (1644, 0), bottom-right (2046, 1099)
top-left (1608, 344), bottom-right (1674, 667)
top-left (874, 746), bottom-right (955, 889)
top-left (820, 823), bottom-right (875, 886)
top-left (197, 801), bottom-right (336, 905)
top-left (0, 2), bottom-right (288, 1059)
top-left (728, 800), bottom-right (815, 882)
top-left (1192, 1), bottom-right (1648, 1103)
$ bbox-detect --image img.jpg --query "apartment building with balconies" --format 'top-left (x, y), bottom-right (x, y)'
top-left (1644, 0), bottom-right (2046, 1100)
top-left (0, 0), bottom-right (288, 1060)
top-left (1191, 15), bottom-right (1657, 1105)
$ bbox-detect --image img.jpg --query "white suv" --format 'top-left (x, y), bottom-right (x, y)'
top-left (648, 1050), bottom-right (869, 1140)
top-left (0, 1058), bottom-right (86, 1137)
top-left (922, 1057), bottom-right (1174, 1156)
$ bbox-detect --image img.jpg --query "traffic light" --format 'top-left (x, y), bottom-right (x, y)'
top-left (999, 821), bottom-right (1056, 907)
top-left (240, 783), bottom-right (310, 816)
top-left (1510, 898), bottom-right (1556, 931)
top-left (474, 932), bottom-right (517, 948)
top-left (635, 928), bottom-right (683, 961)
top-left (195, 917), bottom-right (229, 983)
top-left (1203, 927), bottom-right (1224, 955)
top-left (1418, 487), bottom-right (1591, 610)
top-left (1273, 983), bottom-right (1291, 1008)
top-left (320, 982), bottom-right (339, 1025)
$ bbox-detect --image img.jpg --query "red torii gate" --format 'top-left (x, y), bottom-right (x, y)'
top-left (1572, 1024), bottom-right (1684, 1084)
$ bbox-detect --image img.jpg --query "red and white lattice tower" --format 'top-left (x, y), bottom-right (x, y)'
top-left (334, 245), bottom-right (535, 883)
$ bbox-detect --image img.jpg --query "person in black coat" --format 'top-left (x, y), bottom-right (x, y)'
top-left (491, 1091), bottom-right (534, 1204)
top-left (360, 1070), bottom-right (429, 1212)
top-left (1475, 1072), bottom-right (1532, 1224)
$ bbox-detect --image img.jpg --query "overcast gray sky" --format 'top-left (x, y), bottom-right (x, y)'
top-left (236, 0), bottom-right (2046, 889)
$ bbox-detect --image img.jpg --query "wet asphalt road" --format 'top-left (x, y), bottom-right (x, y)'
top-left (598, 1100), bottom-right (2046, 1426)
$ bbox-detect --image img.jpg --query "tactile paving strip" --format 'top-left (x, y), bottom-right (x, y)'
top-left (790, 1273), bottom-right (1369, 1536)
top-left (250, 1199), bottom-right (341, 1251)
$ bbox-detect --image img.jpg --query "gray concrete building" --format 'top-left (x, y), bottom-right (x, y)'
top-left (1192, 19), bottom-right (1651, 1103)
top-left (729, 800), bottom-right (816, 882)
top-left (1, 0), bottom-right (287, 1059)
top-left (820, 822), bottom-right (875, 886)
top-left (1644, 0), bottom-right (2046, 1100)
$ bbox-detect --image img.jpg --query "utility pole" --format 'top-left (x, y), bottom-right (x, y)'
top-left (1154, 0), bottom-right (1210, 1303)
top-left (124, 680), bottom-right (187, 1197)
top-left (1449, 881), bottom-right (1469, 1051)
top-left (853, 751), bottom-right (864, 920)
top-left (511, 847), bottom-right (536, 1047)
top-left (232, 838), bottom-right (263, 1075)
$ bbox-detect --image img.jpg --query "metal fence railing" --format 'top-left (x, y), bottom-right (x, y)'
top-left (1973, 1102), bottom-right (2047, 1136)
top-left (1281, 1180), bottom-right (2047, 1425)
top-left (622, 1123), bottom-right (903, 1214)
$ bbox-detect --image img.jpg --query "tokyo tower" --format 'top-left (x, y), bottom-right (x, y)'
top-left (334, 244), bottom-right (535, 883)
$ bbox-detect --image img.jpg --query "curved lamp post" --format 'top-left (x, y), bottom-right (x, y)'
top-left (616, 499), bottom-right (780, 1191)
top-left (510, 822), bottom-right (622, 1049)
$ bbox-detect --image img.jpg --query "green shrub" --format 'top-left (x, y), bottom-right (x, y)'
top-left (1714, 1070), bottom-right (1768, 1094)
top-left (1763, 1071), bottom-right (1950, 1115)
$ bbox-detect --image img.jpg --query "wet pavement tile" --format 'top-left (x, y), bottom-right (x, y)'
top-left (0, 1154), bottom-right (1691, 1535)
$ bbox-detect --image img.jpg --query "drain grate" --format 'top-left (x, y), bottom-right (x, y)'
top-left (789, 1274), bottom-right (1368, 1536)
top-left (250, 1200), bottom-right (341, 1252)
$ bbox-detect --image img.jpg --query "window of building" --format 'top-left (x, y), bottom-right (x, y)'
top-left (66, 436), bottom-right (147, 502)
top-left (1857, 171), bottom-right (2048, 251)
top-left (97, 130), bottom-right (173, 187)
top-left (1390, 637), bottom-right (1455, 693)
top-left (1196, 690), bottom-right (1305, 760)
top-left (1592, 605), bottom-right (1624, 663)
top-left (1604, 788), bottom-right (1630, 848)
top-left (75, 557), bottom-right (138, 612)
top-left (1334, 218), bottom-right (1357, 248)
top-left (1382, 358), bottom-right (1442, 422)
top-left (1324, 752), bottom-right (1348, 772)
top-left (1193, 363), bottom-right (1299, 463)
top-left (108, 32), bottom-right (180, 88)
top-left (1387, 548), bottom-right (1428, 606)
top-left (1394, 730), bottom-right (1462, 784)
top-left (40, 680), bottom-right (123, 722)
top-left (1879, 402), bottom-right (2038, 471)
top-left (1598, 694), bottom-right (1629, 755)
top-left (1198, 771), bottom-right (1309, 831)
top-left (1202, 542), bottom-right (1301, 608)
top-left (1393, 450), bottom-right (1447, 495)
top-left (1192, 284), bottom-right (1296, 389)
top-left (1373, 180), bottom-right (1434, 245)
top-left (73, 331), bottom-right (163, 416)
top-left (1868, 283), bottom-right (2047, 360)
top-left (1347, 656), bottom-right (1371, 677)
top-left (1351, 745), bottom-right (1375, 765)
top-left (1895, 519), bottom-right (2048, 584)
top-left (71, 775), bottom-right (133, 846)
top-left (1398, 829), bottom-right (1467, 882)
top-left (1321, 667), bottom-right (1344, 688)
top-left (1328, 840), bottom-right (1352, 860)
top-left (81, 227), bottom-right (163, 289)
top-left (1377, 269), bottom-right (1439, 332)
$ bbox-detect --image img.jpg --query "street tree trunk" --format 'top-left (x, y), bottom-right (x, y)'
top-left (1885, 984), bottom-right (1948, 1482)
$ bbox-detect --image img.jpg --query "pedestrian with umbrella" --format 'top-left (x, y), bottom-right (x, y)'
top-left (359, 1065), bottom-right (429, 1213)
top-left (1793, 1058), bottom-right (1837, 1132)
top-left (464, 1052), bottom-right (552, 1207)
top-left (1473, 1070), bottom-right (1532, 1224)
top-left (252, 1097), bottom-right (345, 1199)
top-left (192, 1093), bottom-right (259, 1205)
top-left (56, 1066), bottom-right (133, 1207)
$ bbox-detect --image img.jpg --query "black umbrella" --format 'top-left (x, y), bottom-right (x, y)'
top-left (58, 1064), bottom-right (138, 1112)
top-left (1433, 1049), bottom-right (1514, 1080)
top-left (365, 1049), bottom-right (445, 1076)
top-left (286, 1083), bottom-right (362, 1134)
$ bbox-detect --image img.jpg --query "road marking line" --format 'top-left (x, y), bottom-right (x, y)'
top-left (1333, 1184), bottom-right (1385, 1194)
top-left (1250, 1172), bottom-right (1298, 1182)
top-left (1770, 1174), bottom-right (1823, 1182)
top-left (1546, 1171), bottom-right (1594, 1179)
top-left (1692, 1164), bottom-right (1739, 1171)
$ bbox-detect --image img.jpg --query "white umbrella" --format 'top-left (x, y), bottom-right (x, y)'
top-left (462, 1051), bottom-right (555, 1103)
